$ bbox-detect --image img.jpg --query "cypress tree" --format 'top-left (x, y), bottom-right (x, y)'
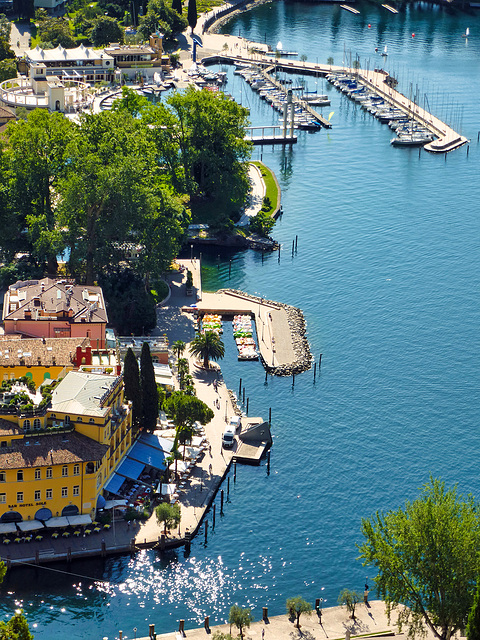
top-left (140, 342), bottom-right (159, 432)
top-left (172, 0), bottom-right (182, 14)
top-left (187, 0), bottom-right (197, 33)
top-left (467, 582), bottom-right (480, 640)
top-left (123, 347), bottom-right (141, 430)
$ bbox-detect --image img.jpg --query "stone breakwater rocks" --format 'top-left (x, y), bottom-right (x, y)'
top-left (227, 388), bottom-right (243, 416)
top-left (218, 289), bottom-right (313, 377)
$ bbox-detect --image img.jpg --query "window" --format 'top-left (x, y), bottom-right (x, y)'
top-left (0, 493), bottom-right (5, 504)
top-left (33, 418), bottom-right (41, 429)
top-left (89, 418), bottom-right (95, 423)
top-left (85, 462), bottom-right (94, 474)
top-left (73, 485), bottom-right (79, 497)
top-left (62, 465), bottom-right (68, 477)
top-left (77, 417), bottom-right (83, 422)
top-left (34, 469), bottom-right (41, 480)
top-left (46, 489), bottom-right (52, 499)
top-left (73, 464), bottom-right (80, 476)
top-left (61, 487), bottom-right (68, 498)
top-left (0, 471), bottom-right (5, 483)
top-left (0, 441), bottom-right (6, 448)
top-left (23, 419), bottom-right (31, 432)
top-left (46, 468), bottom-right (52, 479)
top-left (17, 492), bottom-right (23, 503)
top-left (65, 416), bottom-right (71, 426)
top-left (34, 490), bottom-right (41, 501)
top-left (17, 470), bottom-right (23, 482)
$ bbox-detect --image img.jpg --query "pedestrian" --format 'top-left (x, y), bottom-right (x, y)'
top-left (209, 463), bottom-right (212, 475)
top-left (262, 629), bottom-right (265, 639)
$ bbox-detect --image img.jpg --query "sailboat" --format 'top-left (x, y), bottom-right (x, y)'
top-left (382, 45), bottom-right (388, 57)
top-left (462, 27), bottom-right (470, 38)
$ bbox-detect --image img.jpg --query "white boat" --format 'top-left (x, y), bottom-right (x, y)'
top-left (462, 27), bottom-right (470, 37)
top-left (382, 45), bottom-right (388, 57)
top-left (391, 133), bottom-right (433, 146)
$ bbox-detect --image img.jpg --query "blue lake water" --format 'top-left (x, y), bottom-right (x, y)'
top-left (2, 2), bottom-right (480, 637)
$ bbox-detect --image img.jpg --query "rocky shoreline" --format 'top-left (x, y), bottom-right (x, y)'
top-left (219, 288), bottom-right (313, 376)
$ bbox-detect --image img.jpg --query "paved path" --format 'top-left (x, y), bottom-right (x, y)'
top-left (236, 163), bottom-right (266, 227)
top-left (128, 599), bottom-right (447, 640)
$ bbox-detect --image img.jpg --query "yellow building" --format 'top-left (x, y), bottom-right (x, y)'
top-left (0, 371), bottom-right (132, 524)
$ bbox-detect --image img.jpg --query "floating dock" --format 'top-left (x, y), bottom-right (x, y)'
top-left (382, 3), bottom-right (399, 13)
top-left (340, 4), bottom-right (360, 13)
top-left (246, 126), bottom-right (297, 144)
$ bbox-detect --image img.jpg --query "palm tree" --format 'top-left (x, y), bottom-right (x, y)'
top-left (189, 331), bottom-right (225, 369)
top-left (172, 340), bottom-right (186, 360)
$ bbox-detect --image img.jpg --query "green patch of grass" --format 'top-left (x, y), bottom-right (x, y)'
top-left (252, 161), bottom-right (280, 217)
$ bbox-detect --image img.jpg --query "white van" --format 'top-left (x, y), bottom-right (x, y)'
top-left (228, 415), bottom-right (242, 432)
top-left (222, 425), bottom-right (236, 449)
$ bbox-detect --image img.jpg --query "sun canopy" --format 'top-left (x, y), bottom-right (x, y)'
top-left (67, 515), bottom-right (92, 527)
top-left (17, 520), bottom-right (44, 532)
top-left (128, 441), bottom-right (166, 470)
top-left (141, 432), bottom-right (173, 453)
top-left (0, 523), bottom-right (17, 534)
top-left (160, 483), bottom-right (177, 496)
top-left (44, 516), bottom-right (70, 529)
top-left (104, 499), bottom-right (128, 509)
top-left (104, 473), bottom-right (125, 496)
top-left (117, 456), bottom-right (144, 480)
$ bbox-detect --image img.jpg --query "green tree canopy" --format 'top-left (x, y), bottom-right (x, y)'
top-left (123, 347), bottom-right (142, 429)
top-left (189, 331), bottom-right (225, 369)
top-left (172, 340), bottom-right (186, 360)
top-left (187, 0), bottom-right (196, 32)
top-left (37, 16), bottom-right (76, 48)
top-left (140, 341), bottom-right (159, 431)
top-left (0, 564), bottom-right (33, 640)
top-left (466, 582), bottom-right (480, 640)
top-left (89, 15), bottom-right (124, 46)
top-left (0, 35), bottom-right (14, 61)
top-left (0, 58), bottom-right (16, 83)
top-left (337, 589), bottom-right (361, 620)
top-left (0, 13), bottom-right (11, 41)
top-left (286, 596), bottom-right (312, 628)
top-left (358, 477), bottom-right (480, 640)
top-left (164, 391), bottom-right (213, 449)
top-left (228, 605), bottom-right (253, 639)
top-left (172, 0), bottom-right (182, 13)
top-left (138, 0), bottom-right (187, 41)
top-left (155, 501), bottom-right (180, 534)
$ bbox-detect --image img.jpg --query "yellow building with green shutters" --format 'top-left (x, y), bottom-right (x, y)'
top-left (0, 371), bottom-right (132, 524)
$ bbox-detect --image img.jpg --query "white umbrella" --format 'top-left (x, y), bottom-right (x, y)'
top-left (0, 523), bottom-right (17, 534)
top-left (17, 520), bottom-right (44, 532)
top-left (44, 517), bottom-right (70, 528)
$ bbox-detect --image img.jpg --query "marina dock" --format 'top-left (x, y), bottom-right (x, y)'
top-left (203, 54), bottom-right (468, 152)
top-left (246, 125), bottom-right (297, 144)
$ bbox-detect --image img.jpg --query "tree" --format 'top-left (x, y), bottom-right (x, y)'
top-left (358, 477), bottom-right (480, 640)
top-left (338, 589), bottom-right (361, 620)
top-left (327, 56), bottom-right (334, 66)
top-left (176, 357), bottom-right (189, 390)
top-left (286, 596), bottom-right (312, 629)
top-left (466, 582), bottom-right (480, 640)
top-left (123, 347), bottom-right (142, 429)
top-left (89, 15), bottom-right (124, 46)
top-left (37, 16), bottom-right (76, 47)
top-left (112, 85), bottom-right (149, 117)
top-left (138, 0), bottom-right (187, 41)
top-left (228, 605), bottom-right (253, 639)
top-left (140, 342), bottom-right (159, 431)
top-left (0, 58), bottom-right (16, 82)
top-left (189, 331), bottom-right (225, 369)
top-left (155, 501), bottom-right (180, 534)
top-left (172, 0), bottom-right (182, 13)
top-left (164, 391), bottom-right (213, 451)
top-left (172, 340), bottom-right (186, 360)
top-left (249, 211), bottom-right (274, 237)
top-left (0, 564), bottom-right (32, 640)
top-left (0, 36), bottom-right (14, 61)
top-left (187, 0), bottom-right (196, 32)
top-left (0, 13), bottom-right (12, 42)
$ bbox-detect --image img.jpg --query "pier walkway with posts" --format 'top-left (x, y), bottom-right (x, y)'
top-left (246, 125), bottom-right (297, 144)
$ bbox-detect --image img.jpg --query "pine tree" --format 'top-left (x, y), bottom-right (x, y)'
top-left (123, 347), bottom-right (142, 430)
top-left (187, 0), bottom-right (197, 33)
top-left (466, 582), bottom-right (480, 640)
top-left (140, 342), bottom-right (159, 432)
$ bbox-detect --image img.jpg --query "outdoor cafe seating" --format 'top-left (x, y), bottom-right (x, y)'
top-left (2, 537), bottom-right (11, 545)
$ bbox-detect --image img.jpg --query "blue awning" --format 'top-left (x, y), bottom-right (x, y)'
top-left (104, 473), bottom-right (125, 496)
top-left (117, 456), bottom-right (144, 479)
top-left (128, 441), bottom-right (166, 470)
top-left (97, 495), bottom-right (106, 509)
top-left (139, 432), bottom-right (173, 453)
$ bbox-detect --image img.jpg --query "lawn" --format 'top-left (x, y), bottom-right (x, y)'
top-left (252, 160), bottom-right (281, 216)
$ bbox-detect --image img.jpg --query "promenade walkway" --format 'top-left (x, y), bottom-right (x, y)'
top-left (125, 600), bottom-right (443, 640)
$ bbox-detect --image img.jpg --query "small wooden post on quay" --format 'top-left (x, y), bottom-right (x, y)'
top-left (319, 353), bottom-right (323, 367)
top-left (267, 450), bottom-right (271, 475)
top-left (148, 623), bottom-right (155, 639)
top-left (239, 378), bottom-right (242, 396)
top-left (213, 503), bottom-right (216, 528)
top-left (119, 631), bottom-right (123, 640)
top-left (269, 407), bottom-right (272, 425)
top-left (295, 235), bottom-right (298, 252)
top-left (160, 534), bottom-right (165, 550)
top-left (292, 239), bottom-right (295, 256)
top-left (185, 528), bottom-right (191, 552)
top-left (278, 244), bottom-right (281, 263)
top-left (204, 520), bottom-right (208, 544)
top-left (292, 373), bottom-right (295, 387)
top-left (229, 260), bottom-right (232, 277)
top-left (67, 547), bottom-right (72, 563)
top-left (204, 616), bottom-right (210, 632)
top-left (246, 397), bottom-right (249, 415)
top-left (179, 620), bottom-right (185, 633)
top-left (35, 550), bottom-right (39, 565)
top-left (313, 361), bottom-right (317, 382)
top-left (263, 607), bottom-right (269, 621)
top-left (101, 540), bottom-right (106, 558)
top-left (227, 477), bottom-right (230, 496)
top-left (243, 387), bottom-right (246, 404)
top-left (234, 461), bottom-right (237, 483)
